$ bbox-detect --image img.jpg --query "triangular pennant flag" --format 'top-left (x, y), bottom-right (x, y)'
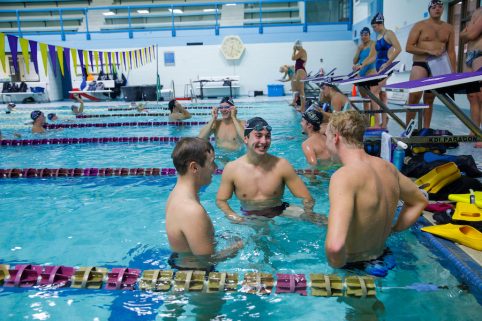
top-left (0, 33), bottom-right (6, 73)
top-left (89, 50), bottom-right (94, 73)
top-left (47, 44), bottom-right (57, 77)
top-left (56, 46), bottom-right (64, 76)
top-left (122, 51), bottom-right (126, 70)
top-left (71, 48), bottom-right (78, 76)
top-left (128, 51), bottom-right (132, 70)
top-left (94, 50), bottom-right (99, 72)
top-left (29, 40), bottom-right (38, 75)
top-left (40, 43), bottom-right (48, 76)
top-left (134, 50), bottom-right (138, 68)
top-left (83, 50), bottom-right (89, 74)
top-left (77, 49), bottom-right (85, 76)
top-left (143, 47), bottom-right (147, 64)
top-left (7, 34), bottom-right (19, 74)
top-left (19, 38), bottom-right (30, 74)
top-left (115, 51), bottom-right (119, 70)
top-left (103, 51), bottom-right (109, 74)
top-left (63, 47), bottom-right (71, 75)
top-left (107, 51), bottom-right (112, 74)
top-left (99, 51), bottom-right (103, 72)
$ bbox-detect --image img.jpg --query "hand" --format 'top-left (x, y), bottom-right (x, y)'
top-left (230, 106), bottom-right (237, 118)
top-left (301, 212), bottom-right (328, 226)
top-left (211, 106), bottom-right (218, 119)
top-left (353, 64), bottom-right (361, 71)
top-left (380, 62), bottom-right (388, 72)
top-left (227, 213), bottom-right (245, 223)
top-left (429, 47), bottom-right (445, 56)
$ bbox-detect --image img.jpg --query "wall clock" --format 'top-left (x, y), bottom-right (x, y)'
top-left (220, 35), bottom-right (245, 60)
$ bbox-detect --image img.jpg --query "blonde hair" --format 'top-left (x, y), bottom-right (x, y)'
top-left (327, 111), bottom-right (367, 148)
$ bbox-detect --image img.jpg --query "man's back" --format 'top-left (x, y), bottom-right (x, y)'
top-left (303, 132), bottom-right (330, 165)
top-left (332, 154), bottom-right (400, 262)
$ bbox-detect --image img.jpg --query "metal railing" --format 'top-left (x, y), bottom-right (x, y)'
top-left (0, 0), bottom-right (352, 40)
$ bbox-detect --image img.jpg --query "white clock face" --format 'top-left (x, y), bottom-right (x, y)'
top-left (221, 36), bottom-right (245, 60)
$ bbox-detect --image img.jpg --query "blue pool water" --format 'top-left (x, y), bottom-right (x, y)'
top-left (0, 100), bottom-right (481, 320)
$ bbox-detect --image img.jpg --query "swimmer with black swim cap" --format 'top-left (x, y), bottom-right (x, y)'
top-left (31, 110), bottom-right (46, 133)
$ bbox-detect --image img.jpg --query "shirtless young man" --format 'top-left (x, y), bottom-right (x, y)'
top-left (168, 99), bottom-right (192, 121)
top-left (460, 7), bottom-right (482, 148)
top-left (31, 110), bottom-right (46, 133)
top-left (324, 111), bottom-right (427, 271)
top-left (320, 84), bottom-right (350, 112)
top-left (406, 0), bottom-right (456, 129)
top-left (198, 97), bottom-right (245, 151)
top-left (216, 117), bottom-right (325, 224)
top-left (165, 137), bottom-right (242, 270)
top-left (301, 110), bottom-right (331, 168)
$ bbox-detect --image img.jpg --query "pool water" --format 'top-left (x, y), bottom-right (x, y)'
top-left (0, 100), bottom-right (481, 320)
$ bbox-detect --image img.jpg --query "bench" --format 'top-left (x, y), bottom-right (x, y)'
top-left (70, 80), bottom-right (115, 101)
top-left (193, 76), bottom-right (240, 99)
top-left (0, 82), bottom-right (48, 103)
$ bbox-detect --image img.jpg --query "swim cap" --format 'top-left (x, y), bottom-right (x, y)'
top-left (7, 102), bottom-right (15, 109)
top-left (244, 117), bottom-right (272, 137)
top-left (302, 110), bottom-right (324, 128)
top-left (428, 0), bottom-right (443, 10)
top-left (294, 40), bottom-right (302, 48)
top-left (371, 12), bottom-right (384, 25)
top-left (220, 96), bottom-right (234, 106)
top-left (360, 27), bottom-right (371, 35)
top-left (31, 110), bottom-right (42, 121)
top-left (47, 113), bottom-right (56, 121)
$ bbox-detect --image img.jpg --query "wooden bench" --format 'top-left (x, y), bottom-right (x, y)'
top-left (0, 82), bottom-right (48, 103)
top-left (193, 76), bottom-right (240, 99)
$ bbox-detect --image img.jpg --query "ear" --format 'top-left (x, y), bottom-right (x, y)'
top-left (188, 161), bottom-right (199, 173)
top-left (243, 135), bottom-right (249, 144)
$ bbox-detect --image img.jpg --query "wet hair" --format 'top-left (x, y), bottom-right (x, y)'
top-left (360, 27), bottom-right (371, 35)
top-left (168, 99), bottom-right (176, 113)
top-left (371, 12), bottom-right (384, 25)
top-left (327, 111), bottom-right (367, 148)
top-left (302, 110), bottom-right (323, 131)
top-left (244, 117), bottom-right (271, 137)
top-left (171, 137), bottom-right (214, 175)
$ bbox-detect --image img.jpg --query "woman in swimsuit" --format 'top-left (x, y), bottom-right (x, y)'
top-left (279, 65), bottom-right (296, 104)
top-left (370, 13), bottom-right (401, 128)
top-left (353, 26), bottom-right (377, 123)
top-left (291, 40), bottom-right (308, 113)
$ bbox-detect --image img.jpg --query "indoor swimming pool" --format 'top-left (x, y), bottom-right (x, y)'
top-left (0, 100), bottom-right (481, 320)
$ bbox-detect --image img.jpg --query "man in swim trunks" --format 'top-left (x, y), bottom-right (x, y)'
top-left (460, 7), bottom-right (482, 148)
top-left (406, 0), bottom-right (456, 129)
top-left (301, 110), bottom-right (331, 169)
top-left (168, 99), bottom-right (192, 121)
top-left (292, 40), bottom-right (308, 112)
top-left (165, 137), bottom-right (243, 271)
top-left (198, 97), bottom-right (246, 151)
top-left (320, 83), bottom-right (350, 112)
top-left (216, 117), bottom-right (325, 224)
top-left (31, 110), bottom-right (46, 133)
top-left (324, 111), bottom-right (428, 269)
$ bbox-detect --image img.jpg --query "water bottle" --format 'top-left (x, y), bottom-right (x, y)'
top-left (392, 140), bottom-right (407, 171)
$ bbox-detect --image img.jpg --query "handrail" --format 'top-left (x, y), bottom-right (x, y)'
top-left (0, 0), bottom-right (351, 40)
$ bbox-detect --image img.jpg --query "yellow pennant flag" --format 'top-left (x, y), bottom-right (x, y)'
top-left (83, 50), bottom-right (89, 73)
top-left (0, 32), bottom-right (6, 73)
top-left (94, 51), bottom-right (99, 73)
top-left (19, 38), bottom-right (30, 74)
top-left (70, 48), bottom-right (78, 76)
top-left (56, 46), bottom-right (64, 76)
top-left (39, 42), bottom-right (48, 76)
top-left (119, 51), bottom-right (124, 70)
top-left (103, 51), bottom-right (109, 74)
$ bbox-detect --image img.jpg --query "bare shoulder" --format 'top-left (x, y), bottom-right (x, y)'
top-left (441, 21), bottom-right (454, 31)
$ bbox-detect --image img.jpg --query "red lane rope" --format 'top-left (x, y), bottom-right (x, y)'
top-left (44, 121), bottom-right (207, 129)
top-left (76, 113), bottom-right (210, 118)
top-left (0, 136), bottom-right (215, 146)
top-left (0, 168), bottom-right (325, 178)
top-left (107, 106), bottom-right (258, 111)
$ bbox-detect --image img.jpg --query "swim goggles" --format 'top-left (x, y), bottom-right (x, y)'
top-left (428, 0), bottom-right (443, 9)
top-left (244, 124), bottom-right (272, 132)
top-left (218, 104), bottom-right (232, 110)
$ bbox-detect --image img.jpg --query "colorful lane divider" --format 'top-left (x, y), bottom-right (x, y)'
top-left (0, 264), bottom-right (376, 297)
top-left (107, 106), bottom-right (258, 111)
top-left (0, 135), bottom-right (211, 146)
top-left (44, 121), bottom-right (208, 129)
top-left (76, 113), bottom-right (211, 118)
top-left (0, 168), bottom-right (326, 179)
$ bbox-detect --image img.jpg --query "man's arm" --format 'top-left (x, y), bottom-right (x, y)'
top-left (405, 23), bottom-right (429, 56)
top-left (216, 163), bottom-right (245, 223)
top-left (392, 172), bottom-right (428, 232)
top-left (460, 11), bottom-right (482, 42)
top-left (198, 107), bottom-right (217, 140)
top-left (325, 169), bottom-right (355, 268)
top-left (180, 104), bottom-right (192, 119)
top-left (302, 141), bottom-right (317, 167)
top-left (230, 107), bottom-right (245, 140)
top-left (282, 159), bottom-right (315, 215)
top-left (447, 25), bottom-right (457, 71)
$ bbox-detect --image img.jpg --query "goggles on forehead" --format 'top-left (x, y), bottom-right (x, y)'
top-left (245, 124), bottom-right (272, 132)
